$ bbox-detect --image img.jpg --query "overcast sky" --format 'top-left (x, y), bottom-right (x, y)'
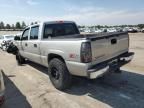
top-left (0, 0), bottom-right (144, 25)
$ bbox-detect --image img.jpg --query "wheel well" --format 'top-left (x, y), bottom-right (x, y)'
top-left (48, 54), bottom-right (65, 63)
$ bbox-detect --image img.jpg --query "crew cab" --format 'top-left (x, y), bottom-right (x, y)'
top-left (13, 21), bottom-right (134, 90)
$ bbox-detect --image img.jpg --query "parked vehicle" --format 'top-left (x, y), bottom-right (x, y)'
top-left (141, 28), bottom-right (144, 33)
top-left (11, 21), bottom-right (134, 90)
top-left (0, 35), bottom-right (15, 50)
top-left (101, 28), bottom-right (107, 32)
top-left (92, 28), bottom-right (102, 33)
top-left (128, 28), bottom-right (138, 33)
top-left (0, 36), bottom-right (4, 48)
top-left (79, 28), bottom-right (85, 33)
top-left (7, 33), bottom-right (22, 54)
top-left (84, 28), bottom-right (91, 33)
top-left (123, 27), bottom-right (129, 32)
top-left (0, 70), bottom-right (5, 105)
top-left (116, 27), bottom-right (123, 32)
top-left (107, 28), bottom-right (117, 33)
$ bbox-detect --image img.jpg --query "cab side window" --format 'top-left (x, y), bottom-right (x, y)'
top-left (21, 29), bottom-right (30, 40)
top-left (30, 26), bottom-right (39, 40)
top-left (43, 25), bottom-right (53, 39)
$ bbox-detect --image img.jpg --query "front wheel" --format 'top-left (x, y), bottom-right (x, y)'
top-left (16, 52), bottom-right (25, 65)
top-left (49, 58), bottom-right (72, 90)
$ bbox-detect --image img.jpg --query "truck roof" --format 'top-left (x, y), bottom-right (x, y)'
top-left (42, 21), bottom-right (75, 24)
top-left (27, 21), bottom-right (76, 28)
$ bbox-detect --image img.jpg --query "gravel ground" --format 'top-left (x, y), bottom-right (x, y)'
top-left (0, 33), bottom-right (144, 108)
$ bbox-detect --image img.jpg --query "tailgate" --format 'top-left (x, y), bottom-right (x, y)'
top-left (90, 32), bottom-right (129, 64)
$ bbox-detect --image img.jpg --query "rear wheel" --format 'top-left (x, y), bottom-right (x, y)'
top-left (16, 52), bottom-right (25, 65)
top-left (49, 58), bottom-right (72, 90)
top-left (114, 68), bottom-right (122, 73)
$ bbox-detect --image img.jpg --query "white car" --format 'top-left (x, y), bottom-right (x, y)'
top-left (94, 29), bottom-right (102, 33)
top-left (107, 28), bottom-right (117, 33)
top-left (0, 36), bottom-right (4, 48)
top-left (90, 28), bottom-right (102, 33)
top-left (84, 28), bottom-right (91, 33)
top-left (141, 28), bottom-right (144, 33)
top-left (84, 29), bottom-right (91, 33)
top-left (0, 35), bottom-right (15, 50)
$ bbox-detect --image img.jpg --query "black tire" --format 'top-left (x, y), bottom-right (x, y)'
top-left (16, 52), bottom-right (25, 65)
top-left (49, 58), bottom-right (72, 90)
top-left (114, 68), bottom-right (122, 74)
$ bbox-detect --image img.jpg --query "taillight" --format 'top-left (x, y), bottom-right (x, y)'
top-left (81, 42), bottom-right (92, 63)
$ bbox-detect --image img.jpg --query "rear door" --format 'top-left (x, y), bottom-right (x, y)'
top-left (27, 26), bottom-right (41, 64)
top-left (20, 26), bottom-right (41, 64)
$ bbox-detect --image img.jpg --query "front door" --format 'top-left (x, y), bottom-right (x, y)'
top-left (20, 28), bottom-right (30, 58)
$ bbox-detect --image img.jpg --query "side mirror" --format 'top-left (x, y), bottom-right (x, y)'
top-left (14, 36), bottom-right (20, 41)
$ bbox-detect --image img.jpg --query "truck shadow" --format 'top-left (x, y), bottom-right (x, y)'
top-left (25, 61), bottom-right (144, 108)
top-left (66, 70), bottom-right (144, 108)
top-left (26, 61), bottom-right (48, 75)
top-left (1, 72), bottom-right (32, 108)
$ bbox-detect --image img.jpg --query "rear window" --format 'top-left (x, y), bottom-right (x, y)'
top-left (43, 23), bottom-right (79, 39)
top-left (30, 26), bottom-right (39, 40)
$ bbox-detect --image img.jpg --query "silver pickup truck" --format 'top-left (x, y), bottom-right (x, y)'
top-left (13, 21), bottom-right (134, 90)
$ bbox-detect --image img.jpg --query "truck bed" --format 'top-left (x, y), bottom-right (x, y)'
top-left (50, 32), bottom-right (128, 40)
top-left (50, 32), bottom-right (129, 66)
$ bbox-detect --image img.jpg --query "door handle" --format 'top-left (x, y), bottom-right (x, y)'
top-left (34, 44), bottom-right (37, 48)
top-left (25, 43), bottom-right (28, 46)
top-left (111, 39), bottom-right (117, 45)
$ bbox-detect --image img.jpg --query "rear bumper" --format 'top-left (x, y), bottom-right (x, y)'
top-left (88, 52), bottom-right (134, 79)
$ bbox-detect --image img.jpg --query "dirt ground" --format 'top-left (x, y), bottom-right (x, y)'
top-left (0, 33), bottom-right (144, 108)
